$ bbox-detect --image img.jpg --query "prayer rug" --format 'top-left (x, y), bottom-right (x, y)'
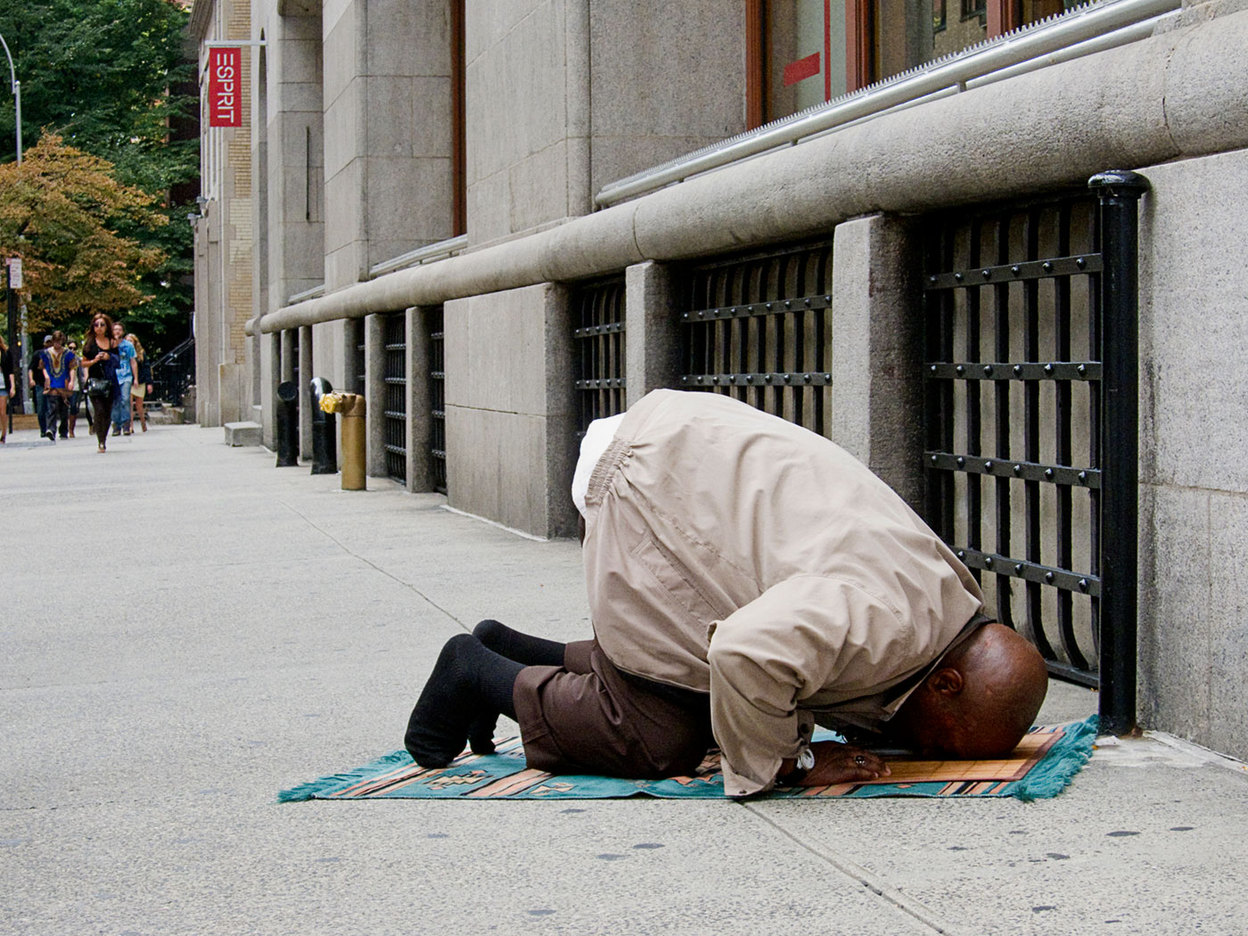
top-left (279, 715), bottom-right (1096, 802)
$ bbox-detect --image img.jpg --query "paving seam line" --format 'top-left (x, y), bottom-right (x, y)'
top-left (277, 499), bottom-right (470, 632)
top-left (742, 805), bottom-right (965, 936)
top-left (1143, 731), bottom-right (1248, 774)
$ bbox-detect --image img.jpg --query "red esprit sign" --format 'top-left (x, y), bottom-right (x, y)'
top-left (208, 47), bottom-right (242, 128)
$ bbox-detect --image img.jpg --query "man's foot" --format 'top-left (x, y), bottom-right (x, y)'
top-left (467, 712), bottom-right (498, 755)
top-left (111, 428), bottom-right (120, 436)
top-left (405, 636), bottom-right (483, 768)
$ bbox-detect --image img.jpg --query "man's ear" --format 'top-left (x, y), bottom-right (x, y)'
top-left (928, 667), bottom-right (964, 697)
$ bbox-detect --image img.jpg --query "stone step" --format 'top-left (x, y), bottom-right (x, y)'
top-left (224, 421), bottom-right (262, 447)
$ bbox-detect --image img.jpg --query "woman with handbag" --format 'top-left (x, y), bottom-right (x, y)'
top-left (81, 314), bottom-right (119, 453)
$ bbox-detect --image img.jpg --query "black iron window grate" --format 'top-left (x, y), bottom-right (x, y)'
top-left (920, 164), bottom-right (1153, 727)
top-left (680, 239), bottom-right (834, 438)
top-left (349, 318), bottom-right (366, 394)
top-left (383, 313), bottom-right (406, 484)
top-left (573, 277), bottom-right (626, 435)
top-left (429, 307), bottom-right (447, 495)
top-left (925, 195), bottom-right (1101, 686)
top-left (289, 329), bottom-right (300, 422)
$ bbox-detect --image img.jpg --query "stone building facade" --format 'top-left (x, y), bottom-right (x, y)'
top-left (190, 0), bottom-right (1248, 760)
top-left (190, 0), bottom-right (254, 426)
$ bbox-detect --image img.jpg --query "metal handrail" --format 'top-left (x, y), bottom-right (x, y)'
top-left (149, 336), bottom-right (195, 405)
top-left (287, 284), bottom-right (325, 305)
top-left (594, 0), bottom-right (1178, 207)
top-left (368, 234), bottom-right (468, 279)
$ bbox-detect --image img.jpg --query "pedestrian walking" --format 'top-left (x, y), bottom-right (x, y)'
top-left (82, 315), bottom-right (119, 453)
top-left (0, 334), bottom-right (15, 443)
top-left (66, 340), bottom-right (84, 439)
top-left (126, 334), bottom-right (151, 433)
top-left (111, 322), bottom-right (137, 436)
top-left (28, 335), bottom-right (52, 438)
top-left (40, 331), bottom-right (77, 441)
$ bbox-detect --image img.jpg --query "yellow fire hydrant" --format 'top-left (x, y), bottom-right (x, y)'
top-left (318, 392), bottom-right (367, 490)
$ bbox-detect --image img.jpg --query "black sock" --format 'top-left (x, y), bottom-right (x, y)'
top-left (472, 619), bottom-right (567, 667)
top-left (405, 634), bottom-right (522, 767)
top-left (466, 621), bottom-right (563, 755)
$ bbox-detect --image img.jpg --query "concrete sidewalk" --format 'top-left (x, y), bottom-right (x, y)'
top-left (2, 423), bottom-right (1246, 935)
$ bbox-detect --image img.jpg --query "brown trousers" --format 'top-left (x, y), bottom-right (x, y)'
top-left (513, 639), bottom-right (713, 779)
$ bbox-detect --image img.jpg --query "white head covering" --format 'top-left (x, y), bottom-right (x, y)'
top-left (570, 413), bottom-right (626, 517)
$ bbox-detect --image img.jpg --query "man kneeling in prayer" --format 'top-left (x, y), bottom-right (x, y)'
top-left (405, 390), bottom-right (1049, 797)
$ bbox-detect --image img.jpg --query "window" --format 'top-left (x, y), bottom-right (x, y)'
top-left (750, 0), bottom-right (1071, 126)
top-left (754, 0), bottom-right (850, 124)
top-left (451, 0), bottom-right (466, 237)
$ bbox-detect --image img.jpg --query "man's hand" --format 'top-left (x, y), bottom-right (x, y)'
top-left (792, 740), bottom-right (891, 787)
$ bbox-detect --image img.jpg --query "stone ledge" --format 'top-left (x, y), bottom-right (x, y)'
top-left (224, 421), bottom-right (262, 447)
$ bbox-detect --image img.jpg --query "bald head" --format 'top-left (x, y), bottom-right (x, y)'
top-left (891, 623), bottom-right (1049, 758)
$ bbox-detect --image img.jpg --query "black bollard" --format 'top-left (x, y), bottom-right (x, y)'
top-left (309, 377), bottom-right (337, 475)
top-left (276, 380), bottom-right (299, 467)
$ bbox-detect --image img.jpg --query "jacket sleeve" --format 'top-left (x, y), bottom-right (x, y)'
top-left (706, 574), bottom-right (904, 797)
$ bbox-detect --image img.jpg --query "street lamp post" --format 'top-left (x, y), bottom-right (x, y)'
top-left (0, 31), bottom-right (20, 432)
top-left (0, 32), bottom-right (20, 164)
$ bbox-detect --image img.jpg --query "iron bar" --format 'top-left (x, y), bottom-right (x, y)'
top-left (954, 547), bottom-right (1100, 596)
top-left (993, 212), bottom-right (1014, 628)
top-left (681, 372), bottom-right (832, 387)
top-left (1022, 209), bottom-right (1044, 650)
top-left (428, 312), bottom-right (447, 495)
top-left (926, 361), bottom-right (1100, 381)
top-left (925, 254), bottom-right (1101, 289)
top-left (1053, 202), bottom-right (1088, 670)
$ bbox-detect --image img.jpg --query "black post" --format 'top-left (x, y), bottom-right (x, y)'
top-left (309, 377), bottom-right (336, 475)
top-left (275, 380), bottom-right (299, 467)
top-left (1089, 169), bottom-right (1149, 737)
top-left (5, 263), bottom-right (15, 436)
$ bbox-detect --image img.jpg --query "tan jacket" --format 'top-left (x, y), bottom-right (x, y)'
top-left (582, 390), bottom-right (984, 796)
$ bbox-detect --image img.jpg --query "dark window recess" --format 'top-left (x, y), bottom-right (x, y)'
top-left (680, 238), bottom-right (834, 439)
top-left (922, 169), bottom-right (1147, 741)
top-left (428, 308), bottom-right (447, 495)
top-left (349, 317), bottom-right (366, 394)
top-left (290, 329), bottom-right (300, 423)
top-left (383, 313), bottom-right (406, 485)
top-left (572, 276), bottom-right (626, 437)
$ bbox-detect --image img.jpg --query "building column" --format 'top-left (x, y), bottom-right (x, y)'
top-left (259, 330), bottom-right (278, 449)
top-left (444, 283), bottom-right (577, 538)
top-left (830, 213), bottom-right (925, 508)
top-left (405, 306), bottom-right (436, 492)
top-left (624, 261), bottom-right (682, 407)
top-left (279, 329), bottom-right (294, 382)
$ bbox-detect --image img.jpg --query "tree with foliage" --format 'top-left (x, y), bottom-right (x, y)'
top-left (0, 0), bottom-right (197, 351)
top-left (0, 133), bottom-right (166, 332)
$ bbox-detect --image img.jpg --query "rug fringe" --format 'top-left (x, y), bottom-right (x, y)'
top-left (1012, 714), bottom-right (1099, 802)
top-left (277, 749), bottom-right (412, 802)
